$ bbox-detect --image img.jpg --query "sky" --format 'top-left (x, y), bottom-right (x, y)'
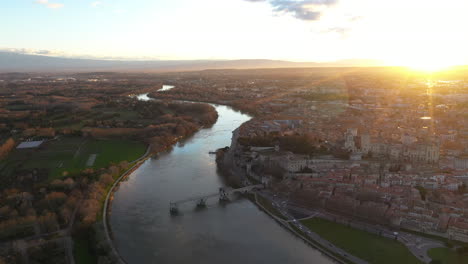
top-left (1, 0), bottom-right (468, 67)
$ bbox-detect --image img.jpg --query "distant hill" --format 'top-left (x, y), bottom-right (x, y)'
top-left (0, 52), bottom-right (383, 72)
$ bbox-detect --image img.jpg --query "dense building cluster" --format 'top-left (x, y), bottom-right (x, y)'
top-left (214, 69), bottom-right (468, 243)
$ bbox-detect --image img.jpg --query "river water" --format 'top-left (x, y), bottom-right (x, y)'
top-left (110, 91), bottom-right (333, 264)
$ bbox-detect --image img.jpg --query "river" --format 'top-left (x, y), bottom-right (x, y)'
top-left (110, 89), bottom-right (334, 264)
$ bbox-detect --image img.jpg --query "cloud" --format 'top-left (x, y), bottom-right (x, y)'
top-left (91, 1), bottom-right (102, 7)
top-left (0, 48), bottom-right (66, 57)
top-left (0, 47), bottom-right (168, 61)
top-left (323, 27), bottom-right (351, 37)
top-left (34, 0), bottom-right (64, 9)
top-left (34, 50), bottom-right (53, 55)
top-left (348, 15), bottom-right (363, 22)
top-left (113, 8), bottom-right (126, 14)
top-left (244, 0), bottom-right (338, 21)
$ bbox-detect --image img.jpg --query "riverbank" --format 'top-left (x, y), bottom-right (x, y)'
top-left (147, 93), bottom-right (258, 116)
top-left (100, 123), bottom-right (218, 262)
top-left (216, 148), bottom-right (348, 263)
top-left (100, 99), bottom-right (221, 263)
top-left (101, 145), bottom-right (151, 264)
top-left (248, 192), bottom-right (351, 264)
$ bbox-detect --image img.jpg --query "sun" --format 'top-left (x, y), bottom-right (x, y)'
top-left (380, 37), bottom-right (463, 73)
top-left (407, 63), bottom-right (451, 73)
top-left (385, 55), bottom-right (458, 73)
top-left (404, 60), bottom-right (455, 73)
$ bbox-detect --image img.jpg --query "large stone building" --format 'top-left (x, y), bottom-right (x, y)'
top-left (343, 129), bottom-right (440, 164)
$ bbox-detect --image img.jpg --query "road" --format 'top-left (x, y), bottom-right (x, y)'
top-left (258, 191), bottom-right (444, 264)
top-left (256, 191), bottom-right (369, 264)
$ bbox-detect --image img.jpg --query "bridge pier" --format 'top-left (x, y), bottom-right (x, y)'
top-left (170, 184), bottom-right (263, 213)
top-left (219, 187), bottom-right (229, 201)
top-left (170, 203), bottom-right (179, 215)
top-left (196, 198), bottom-right (206, 208)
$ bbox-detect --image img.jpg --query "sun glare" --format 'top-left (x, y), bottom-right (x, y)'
top-left (386, 56), bottom-right (458, 73)
top-left (405, 61), bottom-right (454, 73)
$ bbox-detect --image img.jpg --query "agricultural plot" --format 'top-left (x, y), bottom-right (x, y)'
top-left (0, 136), bottom-right (146, 182)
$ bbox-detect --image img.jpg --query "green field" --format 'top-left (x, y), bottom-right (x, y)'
top-left (428, 247), bottom-right (468, 264)
top-left (0, 136), bottom-right (146, 181)
top-left (73, 237), bottom-right (97, 264)
top-left (301, 218), bottom-right (422, 264)
top-left (287, 222), bottom-right (354, 264)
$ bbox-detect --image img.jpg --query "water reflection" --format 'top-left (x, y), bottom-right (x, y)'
top-left (160, 84), bottom-right (175, 91)
top-left (134, 84), bottom-right (175, 101)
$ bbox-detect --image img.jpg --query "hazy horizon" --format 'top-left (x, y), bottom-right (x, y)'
top-left (0, 49), bottom-right (386, 64)
top-left (0, 51), bottom-right (393, 73)
top-left (3, 0), bottom-right (468, 71)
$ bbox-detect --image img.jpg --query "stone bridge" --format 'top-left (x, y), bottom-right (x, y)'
top-left (169, 184), bottom-right (263, 214)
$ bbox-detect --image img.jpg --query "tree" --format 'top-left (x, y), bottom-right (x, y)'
top-left (99, 174), bottom-right (114, 187)
top-left (79, 199), bottom-right (100, 225)
top-left (38, 212), bottom-right (59, 233)
top-left (50, 179), bottom-right (64, 190)
top-left (119, 160), bottom-right (129, 170)
top-left (108, 166), bottom-right (120, 177)
top-left (60, 207), bottom-right (72, 224)
top-left (45, 192), bottom-right (67, 210)
top-left (264, 163), bottom-right (286, 180)
top-left (63, 178), bottom-right (75, 190)
top-left (0, 138), bottom-right (15, 160)
top-left (65, 196), bottom-right (78, 210)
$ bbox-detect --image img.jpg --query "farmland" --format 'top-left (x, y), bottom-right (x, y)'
top-left (0, 136), bottom-right (146, 186)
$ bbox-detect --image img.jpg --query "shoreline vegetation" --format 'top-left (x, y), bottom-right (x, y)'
top-left (0, 89), bottom-right (219, 263)
top-left (81, 103), bottom-right (218, 263)
top-left (100, 145), bottom-right (151, 264)
top-left (147, 89), bottom-right (258, 116)
top-left (96, 101), bottom-right (220, 264)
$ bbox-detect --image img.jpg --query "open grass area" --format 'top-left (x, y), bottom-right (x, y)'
top-left (73, 237), bottom-right (97, 264)
top-left (0, 136), bottom-right (146, 182)
top-left (301, 218), bottom-right (422, 264)
top-left (45, 137), bottom-right (146, 179)
top-left (84, 139), bottom-right (146, 168)
top-left (428, 247), bottom-right (468, 264)
top-left (288, 222), bottom-right (354, 264)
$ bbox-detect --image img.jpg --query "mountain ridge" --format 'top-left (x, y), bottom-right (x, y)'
top-left (0, 52), bottom-right (384, 72)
